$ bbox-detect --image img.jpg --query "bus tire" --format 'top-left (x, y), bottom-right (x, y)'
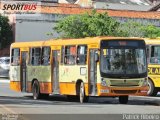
top-left (79, 82), bottom-right (89, 103)
top-left (119, 96), bottom-right (128, 104)
top-left (32, 80), bottom-right (41, 100)
top-left (147, 79), bottom-right (158, 96)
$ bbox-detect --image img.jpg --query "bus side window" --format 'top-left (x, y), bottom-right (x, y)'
top-left (30, 48), bottom-right (41, 66)
top-left (77, 45), bottom-right (87, 65)
top-left (150, 46), bottom-right (160, 64)
top-left (41, 47), bottom-right (50, 65)
top-left (64, 46), bottom-right (76, 65)
top-left (11, 48), bottom-right (20, 66)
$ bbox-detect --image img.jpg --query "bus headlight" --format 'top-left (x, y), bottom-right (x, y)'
top-left (101, 78), bottom-right (107, 86)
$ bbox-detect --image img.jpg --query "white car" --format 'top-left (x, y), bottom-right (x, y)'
top-left (0, 57), bottom-right (10, 77)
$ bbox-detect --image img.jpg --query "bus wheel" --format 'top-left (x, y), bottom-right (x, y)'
top-left (119, 96), bottom-right (128, 104)
top-left (32, 80), bottom-right (40, 100)
top-left (79, 82), bottom-right (89, 103)
top-left (147, 79), bottom-right (158, 96)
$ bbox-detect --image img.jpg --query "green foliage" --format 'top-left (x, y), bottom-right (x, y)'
top-left (54, 10), bottom-right (119, 38)
top-left (142, 24), bottom-right (160, 38)
top-left (53, 10), bottom-right (160, 39)
top-left (116, 21), bottom-right (145, 37)
top-left (116, 20), bottom-right (160, 38)
top-left (0, 14), bottom-right (13, 49)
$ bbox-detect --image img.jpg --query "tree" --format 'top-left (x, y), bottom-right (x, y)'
top-left (116, 20), bottom-right (160, 38)
top-left (116, 21), bottom-right (145, 37)
top-left (53, 10), bottom-right (120, 38)
top-left (53, 10), bottom-right (160, 39)
top-left (142, 24), bottom-right (160, 38)
top-left (0, 14), bottom-right (13, 49)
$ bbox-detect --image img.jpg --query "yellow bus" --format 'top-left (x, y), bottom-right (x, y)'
top-left (145, 38), bottom-right (160, 96)
top-left (10, 36), bottom-right (148, 104)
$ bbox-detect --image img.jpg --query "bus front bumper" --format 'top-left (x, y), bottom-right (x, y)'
top-left (98, 85), bottom-right (149, 96)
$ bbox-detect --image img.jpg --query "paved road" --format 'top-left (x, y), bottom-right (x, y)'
top-left (0, 78), bottom-right (160, 120)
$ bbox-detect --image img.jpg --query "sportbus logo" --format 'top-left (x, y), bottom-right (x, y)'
top-left (1, 1), bottom-right (41, 16)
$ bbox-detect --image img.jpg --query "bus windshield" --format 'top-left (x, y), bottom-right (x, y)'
top-left (100, 40), bottom-right (147, 78)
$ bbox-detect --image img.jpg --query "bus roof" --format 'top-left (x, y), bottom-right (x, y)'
top-left (144, 38), bottom-right (160, 45)
top-left (11, 36), bottom-right (144, 48)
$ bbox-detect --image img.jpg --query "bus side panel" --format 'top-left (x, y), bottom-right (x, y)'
top-left (148, 64), bottom-right (160, 87)
top-left (59, 83), bottom-right (76, 95)
top-left (10, 81), bottom-right (21, 92)
top-left (10, 66), bottom-right (21, 91)
top-left (27, 66), bottom-right (52, 94)
top-left (39, 82), bottom-right (52, 94)
top-left (26, 82), bottom-right (52, 94)
top-left (59, 65), bottom-right (88, 95)
top-left (27, 82), bottom-right (32, 92)
top-left (148, 76), bottom-right (160, 87)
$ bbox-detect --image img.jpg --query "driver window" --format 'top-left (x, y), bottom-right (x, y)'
top-left (150, 46), bottom-right (160, 64)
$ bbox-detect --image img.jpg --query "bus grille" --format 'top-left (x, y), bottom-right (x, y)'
top-left (110, 80), bottom-right (140, 87)
top-left (113, 90), bottom-right (137, 94)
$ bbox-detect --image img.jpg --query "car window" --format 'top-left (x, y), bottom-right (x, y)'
top-left (0, 58), bottom-right (10, 64)
top-left (4, 59), bottom-right (10, 64)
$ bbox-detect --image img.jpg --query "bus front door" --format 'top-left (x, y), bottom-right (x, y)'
top-left (89, 49), bottom-right (97, 96)
top-left (21, 51), bottom-right (28, 92)
top-left (52, 50), bottom-right (60, 94)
